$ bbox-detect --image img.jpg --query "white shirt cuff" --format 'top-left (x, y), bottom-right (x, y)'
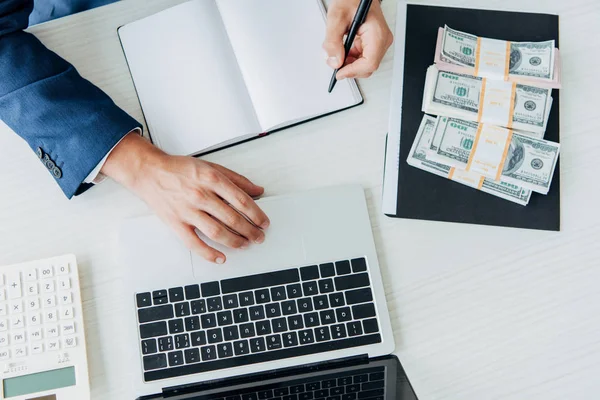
top-left (83, 128), bottom-right (142, 184)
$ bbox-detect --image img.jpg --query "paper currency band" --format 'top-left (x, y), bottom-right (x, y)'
top-left (477, 79), bottom-right (517, 129)
top-left (448, 167), bottom-right (485, 190)
top-left (474, 37), bottom-right (512, 81)
top-left (465, 124), bottom-right (515, 182)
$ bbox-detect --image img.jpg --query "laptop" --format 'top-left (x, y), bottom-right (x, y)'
top-left (118, 185), bottom-right (418, 399)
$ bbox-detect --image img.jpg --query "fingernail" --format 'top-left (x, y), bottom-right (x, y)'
top-left (240, 241), bottom-right (250, 249)
top-left (255, 235), bottom-right (265, 244)
top-left (215, 257), bottom-right (225, 264)
top-left (261, 220), bottom-right (270, 229)
top-left (327, 56), bottom-right (339, 68)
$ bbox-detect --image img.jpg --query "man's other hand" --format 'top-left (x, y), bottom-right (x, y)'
top-left (102, 134), bottom-right (270, 264)
top-left (323, 0), bottom-right (393, 80)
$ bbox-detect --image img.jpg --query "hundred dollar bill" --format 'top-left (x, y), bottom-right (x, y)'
top-left (439, 26), bottom-right (558, 82)
top-left (430, 117), bottom-right (559, 194)
top-left (422, 66), bottom-right (553, 134)
top-left (407, 115), bottom-right (531, 205)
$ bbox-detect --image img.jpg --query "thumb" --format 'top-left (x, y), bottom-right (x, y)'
top-left (322, 9), bottom-right (349, 69)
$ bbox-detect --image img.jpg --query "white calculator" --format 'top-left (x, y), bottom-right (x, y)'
top-left (0, 255), bottom-right (90, 400)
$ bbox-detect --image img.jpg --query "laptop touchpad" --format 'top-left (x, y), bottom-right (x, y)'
top-left (191, 196), bottom-right (306, 280)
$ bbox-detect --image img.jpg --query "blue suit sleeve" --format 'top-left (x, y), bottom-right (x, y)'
top-left (0, 0), bottom-right (142, 198)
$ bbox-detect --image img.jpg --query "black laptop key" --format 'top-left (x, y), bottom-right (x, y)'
top-left (144, 334), bottom-right (382, 381)
top-left (281, 300), bottom-right (297, 315)
top-left (284, 395), bottom-right (298, 400)
top-left (302, 281), bottom-right (319, 296)
top-left (319, 263), bottom-right (335, 277)
top-left (223, 326), bottom-right (239, 341)
top-left (306, 382), bottom-right (320, 391)
top-left (314, 327), bottom-right (331, 342)
top-left (158, 336), bottom-right (173, 352)
top-left (362, 381), bottom-right (384, 391)
top-left (313, 295), bottom-right (329, 310)
top-left (369, 371), bottom-right (384, 381)
top-left (201, 313), bottom-right (217, 329)
top-left (336, 307), bottom-right (352, 322)
top-left (191, 331), bottom-right (207, 346)
top-left (357, 389), bottom-right (383, 399)
top-left (184, 284), bottom-right (201, 300)
top-left (258, 390), bottom-right (273, 399)
top-left (138, 304), bottom-right (174, 323)
top-left (152, 290), bottom-right (168, 305)
top-left (226, 396), bottom-right (241, 400)
top-left (240, 322), bottom-right (256, 338)
top-left (297, 298), bottom-right (313, 313)
top-left (255, 289), bottom-right (271, 304)
top-left (334, 273), bottom-right (370, 292)
top-left (346, 321), bottom-right (363, 337)
top-left (184, 348), bottom-right (201, 364)
top-left (319, 309), bottom-right (336, 325)
top-left (290, 385), bottom-right (304, 394)
top-left (318, 279), bottom-right (334, 294)
top-left (169, 287), bottom-right (185, 303)
top-left (272, 317), bottom-right (288, 333)
top-left (323, 379), bottom-right (336, 388)
top-left (191, 299), bottom-right (206, 314)
top-left (136, 292), bottom-right (152, 308)
top-left (329, 292), bottom-right (345, 308)
top-left (346, 384), bottom-right (360, 394)
top-left (169, 319), bottom-right (184, 334)
top-left (283, 332), bottom-right (299, 347)
top-left (223, 294), bottom-right (239, 309)
top-left (338, 377), bottom-right (352, 386)
top-left (256, 320), bottom-right (272, 335)
top-left (352, 304), bottom-right (376, 320)
top-left (239, 291), bottom-right (255, 306)
top-left (234, 339), bottom-right (250, 355)
top-left (185, 316), bottom-right (200, 331)
top-left (174, 302), bottom-right (190, 317)
top-left (266, 334), bottom-right (282, 350)
top-left (217, 342), bottom-right (234, 358)
top-left (217, 310), bottom-right (233, 326)
top-left (270, 286), bottom-right (287, 301)
top-left (299, 329), bottom-right (315, 344)
top-left (175, 333), bottom-right (190, 349)
top-left (362, 318), bottom-right (379, 334)
top-left (207, 328), bottom-right (223, 343)
top-left (143, 353), bottom-right (167, 371)
top-left (287, 315), bottom-right (304, 330)
top-left (141, 339), bottom-right (157, 354)
top-left (286, 283), bottom-right (303, 299)
top-left (300, 265), bottom-right (319, 280)
top-left (330, 387), bottom-right (344, 395)
top-left (331, 324), bottom-right (347, 339)
top-left (265, 303), bottom-right (282, 318)
top-left (345, 288), bottom-right (373, 305)
top-left (140, 321), bottom-right (168, 339)
top-left (208, 297), bottom-right (223, 312)
top-left (315, 389), bottom-right (329, 398)
top-left (233, 308), bottom-right (249, 323)
top-left (242, 394), bottom-right (259, 400)
top-left (249, 305), bottom-right (265, 320)
top-left (342, 394), bottom-right (356, 400)
top-left (304, 312), bottom-right (320, 328)
top-left (335, 260), bottom-right (351, 275)
top-left (201, 345), bottom-right (217, 361)
top-left (221, 269), bottom-right (300, 294)
top-left (250, 337), bottom-right (266, 353)
top-left (353, 374), bottom-right (369, 383)
top-left (329, 396), bottom-right (342, 400)
top-left (274, 388), bottom-right (289, 397)
top-left (351, 258), bottom-right (367, 272)
top-left (201, 282), bottom-right (220, 297)
top-left (168, 350), bottom-right (184, 366)
top-left (299, 393), bottom-right (312, 400)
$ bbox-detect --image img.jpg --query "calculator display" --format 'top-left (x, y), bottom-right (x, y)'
top-left (3, 366), bottom-right (76, 398)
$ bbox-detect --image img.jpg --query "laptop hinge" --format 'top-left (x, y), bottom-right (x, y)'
top-left (161, 354), bottom-right (370, 398)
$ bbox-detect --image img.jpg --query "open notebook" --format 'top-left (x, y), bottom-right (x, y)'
top-left (118, 0), bottom-right (363, 156)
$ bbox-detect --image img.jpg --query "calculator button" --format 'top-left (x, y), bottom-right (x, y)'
top-left (25, 269), bottom-right (37, 281)
top-left (59, 307), bottom-right (74, 320)
top-left (31, 343), bottom-right (43, 354)
top-left (45, 326), bottom-right (59, 338)
top-left (61, 322), bottom-right (75, 335)
top-left (46, 339), bottom-right (59, 351)
top-left (43, 295), bottom-right (56, 308)
top-left (0, 319), bottom-right (6, 331)
top-left (11, 316), bottom-right (24, 329)
top-left (29, 328), bottom-right (42, 341)
top-left (57, 278), bottom-right (71, 291)
top-left (42, 280), bottom-right (55, 293)
top-left (0, 332), bottom-right (8, 346)
top-left (26, 298), bottom-right (40, 311)
top-left (14, 345), bottom-right (26, 357)
top-left (6, 272), bottom-right (22, 299)
top-left (57, 263), bottom-right (69, 276)
top-left (63, 337), bottom-right (76, 348)
top-left (10, 300), bottom-right (23, 314)
top-left (12, 331), bottom-right (25, 344)
top-left (59, 293), bottom-right (72, 305)
top-left (0, 349), bottom-right (9, 360)
top-left (25, 283), bottom-right (38, 296)
top-left (45, 311), bottom-right (58, 323)
top-left (40, 266), bottom-right (53, 278)
top-left (28, 313), bottom-right (41, 326)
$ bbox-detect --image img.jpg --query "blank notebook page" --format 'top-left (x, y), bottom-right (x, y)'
top-left (216, 0), bottom-right (362, 131)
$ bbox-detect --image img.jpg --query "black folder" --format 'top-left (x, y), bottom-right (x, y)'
top-left (386, 5), bottom-right (561, 231)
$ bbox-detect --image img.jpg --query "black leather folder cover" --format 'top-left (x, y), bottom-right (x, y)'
top-left (389, 5), bottom-right (560, 231)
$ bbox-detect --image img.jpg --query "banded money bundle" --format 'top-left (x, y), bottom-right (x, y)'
top-left (435, 26), bottom-right (562, 88)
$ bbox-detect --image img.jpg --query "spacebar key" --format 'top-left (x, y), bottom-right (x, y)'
top-left (221, 268), bottom-right (300, 294)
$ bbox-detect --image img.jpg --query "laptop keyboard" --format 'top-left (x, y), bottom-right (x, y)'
top-left (135, 258), bottom-right (382, 382)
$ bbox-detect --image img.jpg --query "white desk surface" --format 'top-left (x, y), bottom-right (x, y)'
top-left (1, 0), bottom-right (599, 398)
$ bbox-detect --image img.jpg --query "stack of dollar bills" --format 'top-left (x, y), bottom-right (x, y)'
top-left (408, 27), bottom-right (562, 206)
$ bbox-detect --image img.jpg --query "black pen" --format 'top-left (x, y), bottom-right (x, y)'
top-left (328, 0), bottom-right (374, 93)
